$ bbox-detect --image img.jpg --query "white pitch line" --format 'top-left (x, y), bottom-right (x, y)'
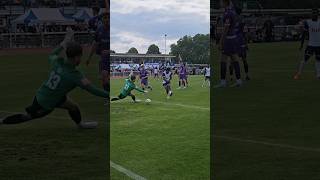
top-left (111, 99), bottom-right (209, 111)
top-left (214, 135), bottom-right (320, 153)
top-left (152, 100), bottom-right (209, 111)
top-left (0, 110), bottom-right (147, 180)
top-left (111, 161), bottom-right (147, 180)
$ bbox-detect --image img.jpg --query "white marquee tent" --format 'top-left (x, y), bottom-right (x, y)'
top-left (12, 8), bottom-right (75, 25)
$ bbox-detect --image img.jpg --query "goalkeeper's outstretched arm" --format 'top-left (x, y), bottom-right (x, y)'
top-left (134, 86), bottom-right (147, 93)
top-left (79, 78), bottom-right (109, 98)
top-left (49, 27), bottom-right (74, 65)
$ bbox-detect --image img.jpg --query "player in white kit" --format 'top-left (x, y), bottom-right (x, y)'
top-left (202, 65), bottom-right (211, 87)
top-left (294, 8), bottom-right (320, 79)
top-left (162, 67), bottom-right (173, 99)
top-left (154, 67), bottom-right (159, 79)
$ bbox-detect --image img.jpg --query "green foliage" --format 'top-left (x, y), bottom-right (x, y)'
top-left (127, 47), bottom-right (139, 54)
top-left (146, 44), bottom-right (161, 54)
top-left (170, 34), bottom-right (210, 64)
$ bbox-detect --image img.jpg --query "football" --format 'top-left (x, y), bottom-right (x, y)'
top-left (145, 99), bottom-right (152, 103)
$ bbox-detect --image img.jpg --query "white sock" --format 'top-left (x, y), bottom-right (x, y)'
top-left (220, 79), bottom-right (227, 85)
top-left (298, 60), bottom-right (306, 74)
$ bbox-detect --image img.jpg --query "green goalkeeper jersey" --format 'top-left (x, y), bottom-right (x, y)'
top-left (120, 78), bottom-right (144, 96)
top-left (36, 46), bottom-right (108, 110)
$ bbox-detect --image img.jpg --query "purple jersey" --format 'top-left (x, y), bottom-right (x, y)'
top-left (140, 69), bottom-right (148, 79)
top-left (223, 6), bottom-right (237, 37)
top-left (95, 25), bottom-right (109, 55)
top-left (89, 15), bottom-right (103, 31)
top-left (179, 65), bottom-right (185, 75)
top-left (234, 17), bottom-right (248, 58)
top-left (236, 21), bottom-right (246, 46)
top-left (222, 5), bottom-right (240, 55)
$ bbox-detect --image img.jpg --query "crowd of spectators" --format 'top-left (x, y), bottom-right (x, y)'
top-left (213, 14), bottom-right (306, 43)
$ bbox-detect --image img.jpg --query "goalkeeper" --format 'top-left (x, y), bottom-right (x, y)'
top-left (0, 28), bottom-right (109, 129)
top-left (111, 74), bottom-right (147, 102)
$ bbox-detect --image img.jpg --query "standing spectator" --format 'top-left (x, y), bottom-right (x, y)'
top-left (263, 17), bottom-right (274, 42)
top-left (0, 33), bottom-right (3, 49)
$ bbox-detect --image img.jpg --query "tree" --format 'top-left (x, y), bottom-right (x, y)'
top-left (170, 34), bottom-right (209, 64)
top-left (147, 44), bottom-right (161, 54)
top-left (127, 47), bottom-right (139, 54)
top-left (110, 50), bottom-right (116, 53)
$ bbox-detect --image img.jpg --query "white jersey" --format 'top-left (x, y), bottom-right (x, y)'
top-left (162, 71), bottom-right (172, 84)
top-left (305, 19), bottom-right (320, 47)
top-left (204, 67), bottom-right (210, 77)
top-left (154, 68), bottom-right (159, 74)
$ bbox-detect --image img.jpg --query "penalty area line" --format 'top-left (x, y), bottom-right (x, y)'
top-left (111, 161), bottom-right (147, 180)
top-left (0, 110), bottom-right (147, 180)
top-left (214, 135), bottom-right (320, 153)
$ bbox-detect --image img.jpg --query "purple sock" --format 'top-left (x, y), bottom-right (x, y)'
top-left (220, 61), bottom-right (227, 80)
top-left (232, 61), bottom-right (241, 80)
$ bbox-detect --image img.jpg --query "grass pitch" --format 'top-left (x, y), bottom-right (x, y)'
top-left (110, 75), bottom-right (210, 179)
top-left (213, 42), bottom-right (320, 180)
top-left (0, 50), bottom-right (108, 180)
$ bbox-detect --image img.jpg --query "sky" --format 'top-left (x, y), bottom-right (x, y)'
top-left (110, 0), bottom-right (210, 54)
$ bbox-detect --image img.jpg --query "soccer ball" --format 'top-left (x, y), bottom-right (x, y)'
top-left (145, 99), bottom-right (152, 104)
top-left (169, 91), bottom-right (173, 96)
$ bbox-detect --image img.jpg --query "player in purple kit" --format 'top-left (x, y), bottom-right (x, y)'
top-left (229, 8), bottom-right (250, 81)
top-left (183, 62), bottom-right (189, 87)
top-left (88, 7), bottom-right (104, 76)
top-left (86, 13), bottom-right (109, 101)
top-left (88, 7), bottom-right (102, 31)
top-left (178, 63), bottom-right (187, 89)
top-left (139, 64), bottom-right (152, 91)
top-left (215, 0), bottom-right (242, 88)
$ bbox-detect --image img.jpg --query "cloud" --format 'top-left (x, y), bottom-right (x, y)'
top-left (111, 0), bottom-right (209, 21)
top-left (111, 29), bottom-right (178, 53)
top-left (110, 0), bottom-right (209, 53)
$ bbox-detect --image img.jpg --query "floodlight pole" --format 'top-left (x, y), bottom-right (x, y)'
top-left (164, 34), bottom-right (167, 54)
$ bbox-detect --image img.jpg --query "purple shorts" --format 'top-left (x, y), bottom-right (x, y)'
top-left (141, 78), bottom-right (148, 86)
top-left (100, 54), bottom-right (109, 71)
top-left (179, 74), bottom-right (186, 80)
top-left (222, 37), bottom-right (239, 56)
top-left (238, 46), bottom-right (247, 59)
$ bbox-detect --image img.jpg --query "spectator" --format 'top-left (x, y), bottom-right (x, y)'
top-left (263, 17), bottom-right (274, 42)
